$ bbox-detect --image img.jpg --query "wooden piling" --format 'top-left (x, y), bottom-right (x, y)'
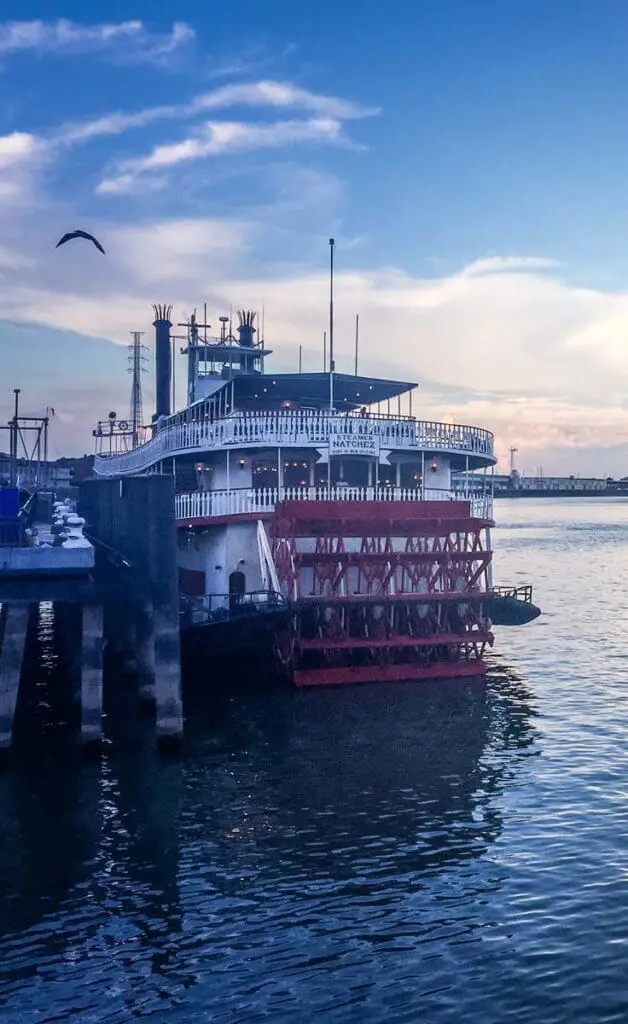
top-left (80, 604), bottom-right (104, 749)
top-left (0, 604), bottom-right (29, 757)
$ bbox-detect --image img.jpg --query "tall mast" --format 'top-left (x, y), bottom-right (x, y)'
top-left (354, 313), bottom-right (359, 376)
top-left (329, 238), bottom-right (335, 413)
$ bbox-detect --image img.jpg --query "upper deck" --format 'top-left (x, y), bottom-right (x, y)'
top-left (94, 307), bottom-right (496, 487)
top-left (94, 406), bottom-right (495, 477)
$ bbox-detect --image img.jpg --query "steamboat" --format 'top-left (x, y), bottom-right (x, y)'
top-left (93, 248), bottom-right (538, 686)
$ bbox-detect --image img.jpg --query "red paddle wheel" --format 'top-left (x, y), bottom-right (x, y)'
top-left (268, 500), bottom-right (494, 687)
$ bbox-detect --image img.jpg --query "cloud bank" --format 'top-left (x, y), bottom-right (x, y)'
top-left (0, 18), bottom-right (626, 473)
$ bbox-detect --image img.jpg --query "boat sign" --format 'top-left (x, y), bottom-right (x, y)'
top-left (329, 424), bottom-right (380, 457)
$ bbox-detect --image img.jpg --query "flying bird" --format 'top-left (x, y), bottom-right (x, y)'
top-left (56, 230), bottom-right (106, 255)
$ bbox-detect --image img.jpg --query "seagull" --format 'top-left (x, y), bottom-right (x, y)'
top-left (56, 230), bottom-right (106, 255)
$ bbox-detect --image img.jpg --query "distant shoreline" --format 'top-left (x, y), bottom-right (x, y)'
top-left (495, 490), bottom-right (628, 499)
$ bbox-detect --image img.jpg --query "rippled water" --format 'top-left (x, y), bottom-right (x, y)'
top-left (3, 498), bottom-right (628, 1022)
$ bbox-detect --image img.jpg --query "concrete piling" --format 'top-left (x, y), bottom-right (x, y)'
top-left (80, 475), bottom-right (184, 751)
top-left (154, 605), bottom-right (183, 748)
top-left (135, 599), bottom-right (156, 704)
top-left (0, 604), bottom-right (29, 757)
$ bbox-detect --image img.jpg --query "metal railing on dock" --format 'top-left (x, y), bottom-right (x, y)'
top-left (492, 584), bottom-right (533, 603)
top-left (180, 590), bottom-right (287, 628)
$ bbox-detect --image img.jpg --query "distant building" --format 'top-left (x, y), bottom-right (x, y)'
top-left (0, 454), bottom-right (94, 492)
top-left (493, 471), bottom-right (608, 494)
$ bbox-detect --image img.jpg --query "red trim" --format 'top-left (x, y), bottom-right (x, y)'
top-left (299, 631), bottom-right (493, 651)
top-left (276, 499), bottom-right (472, 520)
top-left (294, 661), bottom-right (488, 687)
top-left (273, 518), bottom-right (491, 538)
top-left (297, 550), bottom-right (490, 566)
top-left (298, 591), bottom-right (488, 604)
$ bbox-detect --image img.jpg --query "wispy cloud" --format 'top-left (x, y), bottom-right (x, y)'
top-left (97, 118), bottom-right (355, 193)
top-left (191, 80), bottom-right (378, 120)
top-left (60, 79), bottom-right (378, 145)
top-left (0, 19), bottom-right (194, 65)
top-left (61, 106), bottom-right (181, 145)
top-left (202, 41), bottom-right (300, 81)
top-left (459, 256), bottom-right (560, 277)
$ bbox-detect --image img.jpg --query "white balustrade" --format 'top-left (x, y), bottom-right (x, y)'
top-left (174, 486), bottom-right (493, 522)
top-left (94, 410), bottom-right (495, 477)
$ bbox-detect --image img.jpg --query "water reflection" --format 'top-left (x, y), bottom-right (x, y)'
top-left (1, 652), bottom-right (537, 1021)
top-left (0, 759), bottom-right (101, 937)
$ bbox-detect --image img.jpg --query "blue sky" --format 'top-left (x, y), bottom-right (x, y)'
top-left (2, 1), bottom-right (628, 472)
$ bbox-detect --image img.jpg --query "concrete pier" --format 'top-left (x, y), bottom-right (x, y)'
top-left (135, 599), bottom-right (156, 704)
top-left (0, 604), bottom-right (29, 755)
top-left (154, 605), bottom-right (183, 746)
top-left (80, 604), bottom-right (104, 748)
top-left (80, 475), bottom-right (183, 748)
top-left (0, 475), bottom-right (184, 763)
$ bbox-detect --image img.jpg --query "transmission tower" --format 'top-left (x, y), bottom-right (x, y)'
top-left (128, 331), bottom-right (148, 447)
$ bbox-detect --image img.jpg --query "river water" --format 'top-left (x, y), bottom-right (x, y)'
top-left (2, 498), bottom-right (628, 1023)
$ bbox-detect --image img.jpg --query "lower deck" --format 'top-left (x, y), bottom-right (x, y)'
top-left (177, 496), bottom-right (496, 687)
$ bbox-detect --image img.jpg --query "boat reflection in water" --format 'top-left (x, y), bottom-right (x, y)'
top-left (1, 659), bottom-right (537, 1020)
top-left (183, 661), bottom-right (538, 892)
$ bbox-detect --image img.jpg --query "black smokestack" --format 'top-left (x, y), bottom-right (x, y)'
top-left (153, 303), bottom-right (173, 419)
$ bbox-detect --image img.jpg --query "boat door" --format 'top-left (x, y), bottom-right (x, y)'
top-left (229, 570), bottom-right (246, 610)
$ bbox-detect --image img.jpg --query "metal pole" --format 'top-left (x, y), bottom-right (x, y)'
top-left (10, 389), bottom-right (20, 487)
top-left (299, 345), bottom-right (302, 373)
top-left (171, 334), bottom-right (176, 412)
top-left (35, 423), bottom-right (41, 488)
top-left (323, 331), bottom-right (327, 373)
top-left (329, 238), bottom-right (335, 412)
top-left (261, 303), bottom-right (265, 374)
top-left (354, 314), bottom-right (359, 376)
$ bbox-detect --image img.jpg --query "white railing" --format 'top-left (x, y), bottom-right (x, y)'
top-left (94, 411), bottom-right (495, 477)
top-left (175, 486), bottom-right (493, 522)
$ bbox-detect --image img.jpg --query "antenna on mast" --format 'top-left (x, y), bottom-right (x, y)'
top-left (260, 303), bottom-right (266, 373)
top-left (329, 238), bottom-right (335, 412)
top-left (354, 313), bottom-right (359, 376)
